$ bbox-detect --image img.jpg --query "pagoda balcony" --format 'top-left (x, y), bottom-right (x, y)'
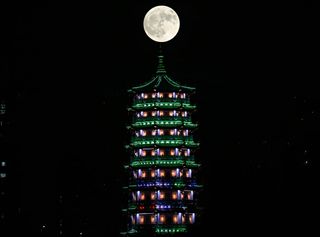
top-left (131, 155), bottom-right (195, 162)
top-left (133, 97), bottom-right (190, 105)
top-left (133, 116), bottom-right (191, 123)
top-left (127, 201), bottom-right (198, 211)
top-left (129, 178), bottom-right (200, 187)
top-left (131, 120), bottom-right (198, 129)
top-left (126, 225), bottom-right (188, 235)
top-left (130, 139), bottom-right (199, 148)
top-left (131, 102), bottom-right (196, 110)
top-left (129, 160), bottom-right (200, 168)
top-left (127, 180), bottom-right (201, 190)
top-left (131, 135), bottom-right (194, 142)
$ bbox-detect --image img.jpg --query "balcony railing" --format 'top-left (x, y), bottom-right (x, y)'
top-left (131, 155), bottom-right (195, 161)
top-left (131, 120), bottom-right (198, 129)
top-left (133, 97), bottom-right (190, 105)
top-left (131, 102), bottom-right (196, 110)
top-left (130, 139), bottom-right (199, 148)
top-left (131, 135), bottom-right (194, 142)
top-left (133, 116), bottom-right (191, 123)
top-left (129, 160), bottom-right (200, 168)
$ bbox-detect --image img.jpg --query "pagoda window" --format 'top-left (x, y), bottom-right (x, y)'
top-left (1, 162), bottom-right (5, 167)
top-left (133, 171), bottom-right (138, 179)
top-left (150, 170), bottom-right (156, 178)
top-left (182, 215), bottom-right (186, 224)
top-left (134, 150), bottom-right (138, 157)
top-left (159, 170), bottom-right (165, 177)
top-left (144, 94), bottom-right (149, 99)
top-left (181, 111), bottom-right (188, 117)
top-left (139, 215), bottom-right (145, 224)
top-left (177, 190), bottom-right (181, 200)
top-left (188, 191), bottom-right (194, 200)
top-left (169, 111), bottom-right (174, 116)
top-left (170, 149), bottom-right (175, 156)
top-left (151, 111), bottom-right (156, 116)
top-left (168, 93), bottom-right (173, 98)
top-left (136, 113), bottom-right (140, 118)
top-left (180, 93), bottom-right (186, 99)
top-left (138, 169), bottom-right (142, 177)
top-left (137, 191), bottom-right (141, 200)
top-left (141, 150), bottom-right (146, 157)
top-left (169, 129), bottom-right (176, 135)
top-left (135, 131), bottom-right (139, 137)
top-left (159, 192), bottom-right (165, 200)
top-left (172, 191), bottom-right (178, 200)
top-left (176, 168), bottom-right (180, 177)
top-left (175, 148), bottom-right (179, 156)
top-left (159, 111), bottom-right (164, 116)
top-left (143, 111), bottom-right (148, 117)
top-left (159, 93), bottom-right (164, 98)
top-left (184, 149), bottom-right (190, 157)
top-left (151, 130), bottom-right (157, 136)
top-left (150, 191), bottom-right (156, 200)
top-left (171, 169), bottom-right (177, 177)
top-left (131, 215), bottom-right (136, 225)
top-left (186, 169), bottom-right (192, 178)
top-left (159, 149), bottom-right (165, 156)
top-left (179, 169), bottom-right (183, 177)
top-left (151, 149), bottom-right (156, 156)
top-left (141, 171), bottom-right (147, 178)
top-left (140, 193), bottom-right (145, 201)
top-left (158, 129), bottom-right (164, 135)
top-left (132, 192), bottom-right (137, 201)
top-left (183, 130), bottom-right (189, 136)
top-left (178, 213), bottom-right (182, 224)
top-left (181, 192), bottom-right (184, 200)
top-left (159, 215), bottom-right (166, 224)
top-left (173, 215), bottom-right (178, 224)
top-left (150, 215), bottom-right (156, 224)
top-left (152, 93), bottom-right (157, 98)
top-left (188, 213), bottom-right (195, 224)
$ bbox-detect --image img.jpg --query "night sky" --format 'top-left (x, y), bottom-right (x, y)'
top-left (1, 1), bottom-right (317, 236)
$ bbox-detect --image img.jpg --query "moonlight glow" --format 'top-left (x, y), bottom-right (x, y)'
top-left (143, 5), bottom-right (180, 42)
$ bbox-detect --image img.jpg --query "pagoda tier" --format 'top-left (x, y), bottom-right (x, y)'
top-left (122, 54), bottom-right (201, 236)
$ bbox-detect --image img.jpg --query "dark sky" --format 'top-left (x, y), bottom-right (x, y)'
top-left (1, 1), bottom-right (317, 236)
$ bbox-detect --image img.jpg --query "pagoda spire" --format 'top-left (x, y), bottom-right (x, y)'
top-left (156, 44), bottom-right (166, 74)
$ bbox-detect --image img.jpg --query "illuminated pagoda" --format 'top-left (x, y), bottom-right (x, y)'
top-left (121, 52), bottom-right (201, 236)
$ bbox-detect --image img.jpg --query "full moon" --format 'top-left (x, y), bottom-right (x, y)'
top-left (143, 5), bottom-right (180, 42)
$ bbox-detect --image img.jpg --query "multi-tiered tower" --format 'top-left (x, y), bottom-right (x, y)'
top-left (122, 53), bottom-right (201, 236)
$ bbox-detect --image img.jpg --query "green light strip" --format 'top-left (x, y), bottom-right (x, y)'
top-left (155, 227), bottom-right (187, 234)
top-left (173, 182), bottom-right (185, 188)
top-left (131, 120), bottom-right (198, 128)
top-left (131, 140), bottom-right (184, 147)
top-left (130, 160), bottom-right (200, 168)
top-left (131, 160), bottom-right (184, 167)
top-left (130, 140), bottom-right (199, 148)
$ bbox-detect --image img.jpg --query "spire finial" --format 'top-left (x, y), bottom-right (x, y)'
top-left (156, 43), bottom-right (166, 74)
